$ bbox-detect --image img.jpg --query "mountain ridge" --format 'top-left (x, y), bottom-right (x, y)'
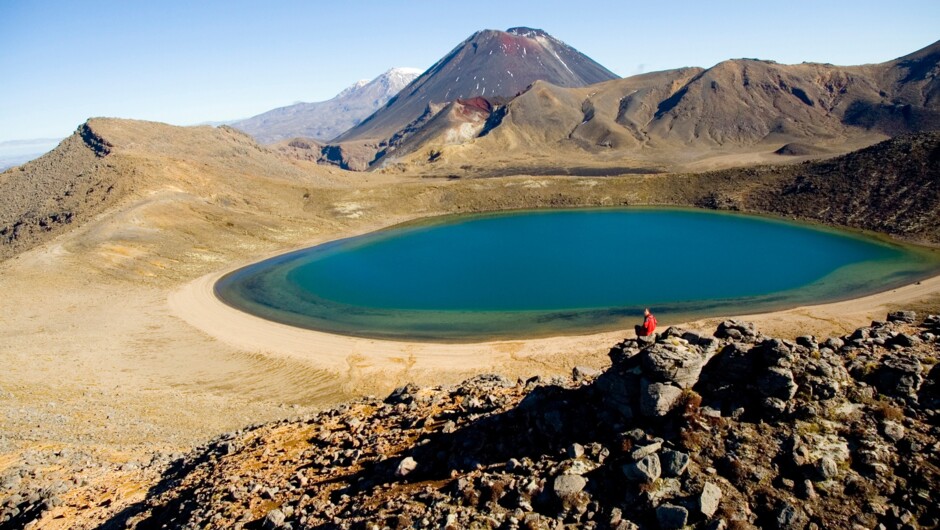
top-left (370, 39), bottom-right (940, 175)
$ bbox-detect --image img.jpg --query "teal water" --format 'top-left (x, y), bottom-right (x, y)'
top-left (216, 208), bottom-right (940, 341)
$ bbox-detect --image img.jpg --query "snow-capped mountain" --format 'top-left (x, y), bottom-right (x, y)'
top-left (231, 67), bottom-right (421, 143)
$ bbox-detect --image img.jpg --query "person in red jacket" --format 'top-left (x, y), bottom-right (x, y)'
top-left (634, 308), bottom-right (657, 337)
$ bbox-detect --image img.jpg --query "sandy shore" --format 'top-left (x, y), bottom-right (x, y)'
top-left (169, 267), bottom-right (627, 380)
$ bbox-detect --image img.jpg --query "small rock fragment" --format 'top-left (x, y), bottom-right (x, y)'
top-left (660, 449), bottom-right (690, 477)
top-left (881, 420), bottom-right (905, 442)
top-left (395, 457), bottom-right (417, 477)
top-left (263, 509), bottom-right (286, 530)
top-left (622, 454), bottom-right (661, 483)
top-left (815, 456), bottom-right (838, 481)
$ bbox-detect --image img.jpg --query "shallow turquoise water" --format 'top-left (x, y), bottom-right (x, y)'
top-left (216, 208), bottom-right (940, 341)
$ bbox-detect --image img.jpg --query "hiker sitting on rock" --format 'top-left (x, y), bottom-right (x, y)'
top-left (635, 308), bottom-right (657, 337)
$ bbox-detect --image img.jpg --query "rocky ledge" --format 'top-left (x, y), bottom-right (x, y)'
top-left (5, 312), bottom-right (940, 530)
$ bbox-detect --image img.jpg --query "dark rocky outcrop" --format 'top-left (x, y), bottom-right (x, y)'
top-left (726, 131), bottom-right (940, 245)
top-left (41, 312), bottom-right (938, 530)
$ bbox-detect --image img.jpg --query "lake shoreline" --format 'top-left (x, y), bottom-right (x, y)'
top-left (210, 207), bottom-right (940, 342)
top-left (170, 214), bottom-right (940, 385)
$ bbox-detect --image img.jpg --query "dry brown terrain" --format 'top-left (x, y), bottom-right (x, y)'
top-left (1, 119), bottom-right (938, 528)
top-left (325, 39), bottom-right (940, 173)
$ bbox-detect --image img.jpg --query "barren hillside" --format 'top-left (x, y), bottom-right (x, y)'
top-left (0, 118), bottom-right (357, 263)
top-left (374, 41), bottom-right (940, 175)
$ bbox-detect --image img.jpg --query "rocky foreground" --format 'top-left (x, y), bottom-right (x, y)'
top-left (4, 312), bottom-right (940, 530)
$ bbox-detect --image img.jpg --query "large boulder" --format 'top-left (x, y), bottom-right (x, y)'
top-left (640, 380), bottom-right (684, 417)
top-left (702, 342), bottom-right (754, 384)
top-left (640, 343), bottom-right (705, 388)
top-left (715, 320), bottom-right (758, 340)
top-left (758, 339), bottom-right (794, 367)
top-left (874, 354), bottom-right (923, 397)
top-left (758, 367), bottom-right (798, 401)
top-left (592, 369), bottom-right (640, 420)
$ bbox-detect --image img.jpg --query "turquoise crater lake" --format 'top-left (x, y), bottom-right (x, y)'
top-left (215, 208), bottom-right (940, 341)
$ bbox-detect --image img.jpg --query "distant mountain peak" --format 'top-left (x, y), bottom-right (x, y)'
top-left (334, 26), bottom-right (619, 152)
top-left (230, 67), bottom-right (421, 143)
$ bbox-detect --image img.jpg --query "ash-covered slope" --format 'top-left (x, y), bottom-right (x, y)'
top-left (83, 312), bottom-right (940, 530)
top-left (231, 68), bottom-right (421, 143)
top-left (331, 27), bottom-right (618, 157)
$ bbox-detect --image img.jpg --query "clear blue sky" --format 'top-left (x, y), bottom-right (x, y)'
top-left (1, 0), bottom-right (938, 142)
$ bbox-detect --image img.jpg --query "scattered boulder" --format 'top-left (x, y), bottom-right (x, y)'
top-left (698, 481), bottom-right (722, 517)
top-left (874, 354), bottom-right (923, 397)
top-left (701, 342), bottom-right (753, 384)
top-left (640, 381), bottom-right (684, 417)
top-left (567, 443), bottom-right (585, 459)
top-left (395, 456), bottom-right (417, 477)
top-left (573, 366), bottom-right (602, 381)
top-left (640, 343), bottom-right (706, 388)
top-left (553, 474), bottom-right (587, 499)
top-left (263, 508), bottom-right (286, 530)
top-left (656, 504), bottom-right (689, 530)
top-left (773, 502), bottom-right (808, 530)
top-left (715, 320), bottom-right (758, 340)
top-left (758, 367), bottom-right (798, 401)
top-left (796, 335), bottom-right (818, 350)
top-left (758, 339), bottom-right (794, 367)
top-left (887, 310), bottom-right (916, 324)
top-left (891, 333), bottom-right (921, 348)
top-left (881, 420), bottom-right (905, 442)
top-left (629, 441), bottom-right (662, 461)
top-left (623, 454), bottom-right (661, 483)
top-left (660, 449), bottom-right (690, 477)
top-left (385, 384), bottom-right (419, 405)
top-left (814, 456), bottom-right (838, 481)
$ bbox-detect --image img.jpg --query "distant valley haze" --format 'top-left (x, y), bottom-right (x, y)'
top-left (0, 138), bottom-right (63, 171)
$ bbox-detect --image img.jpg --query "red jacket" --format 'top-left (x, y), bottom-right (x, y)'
top-left (641, 314), bottom-right (657, 336)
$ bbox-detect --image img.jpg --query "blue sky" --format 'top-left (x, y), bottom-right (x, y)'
top-left (1, 0), bottom-right (938, 143)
